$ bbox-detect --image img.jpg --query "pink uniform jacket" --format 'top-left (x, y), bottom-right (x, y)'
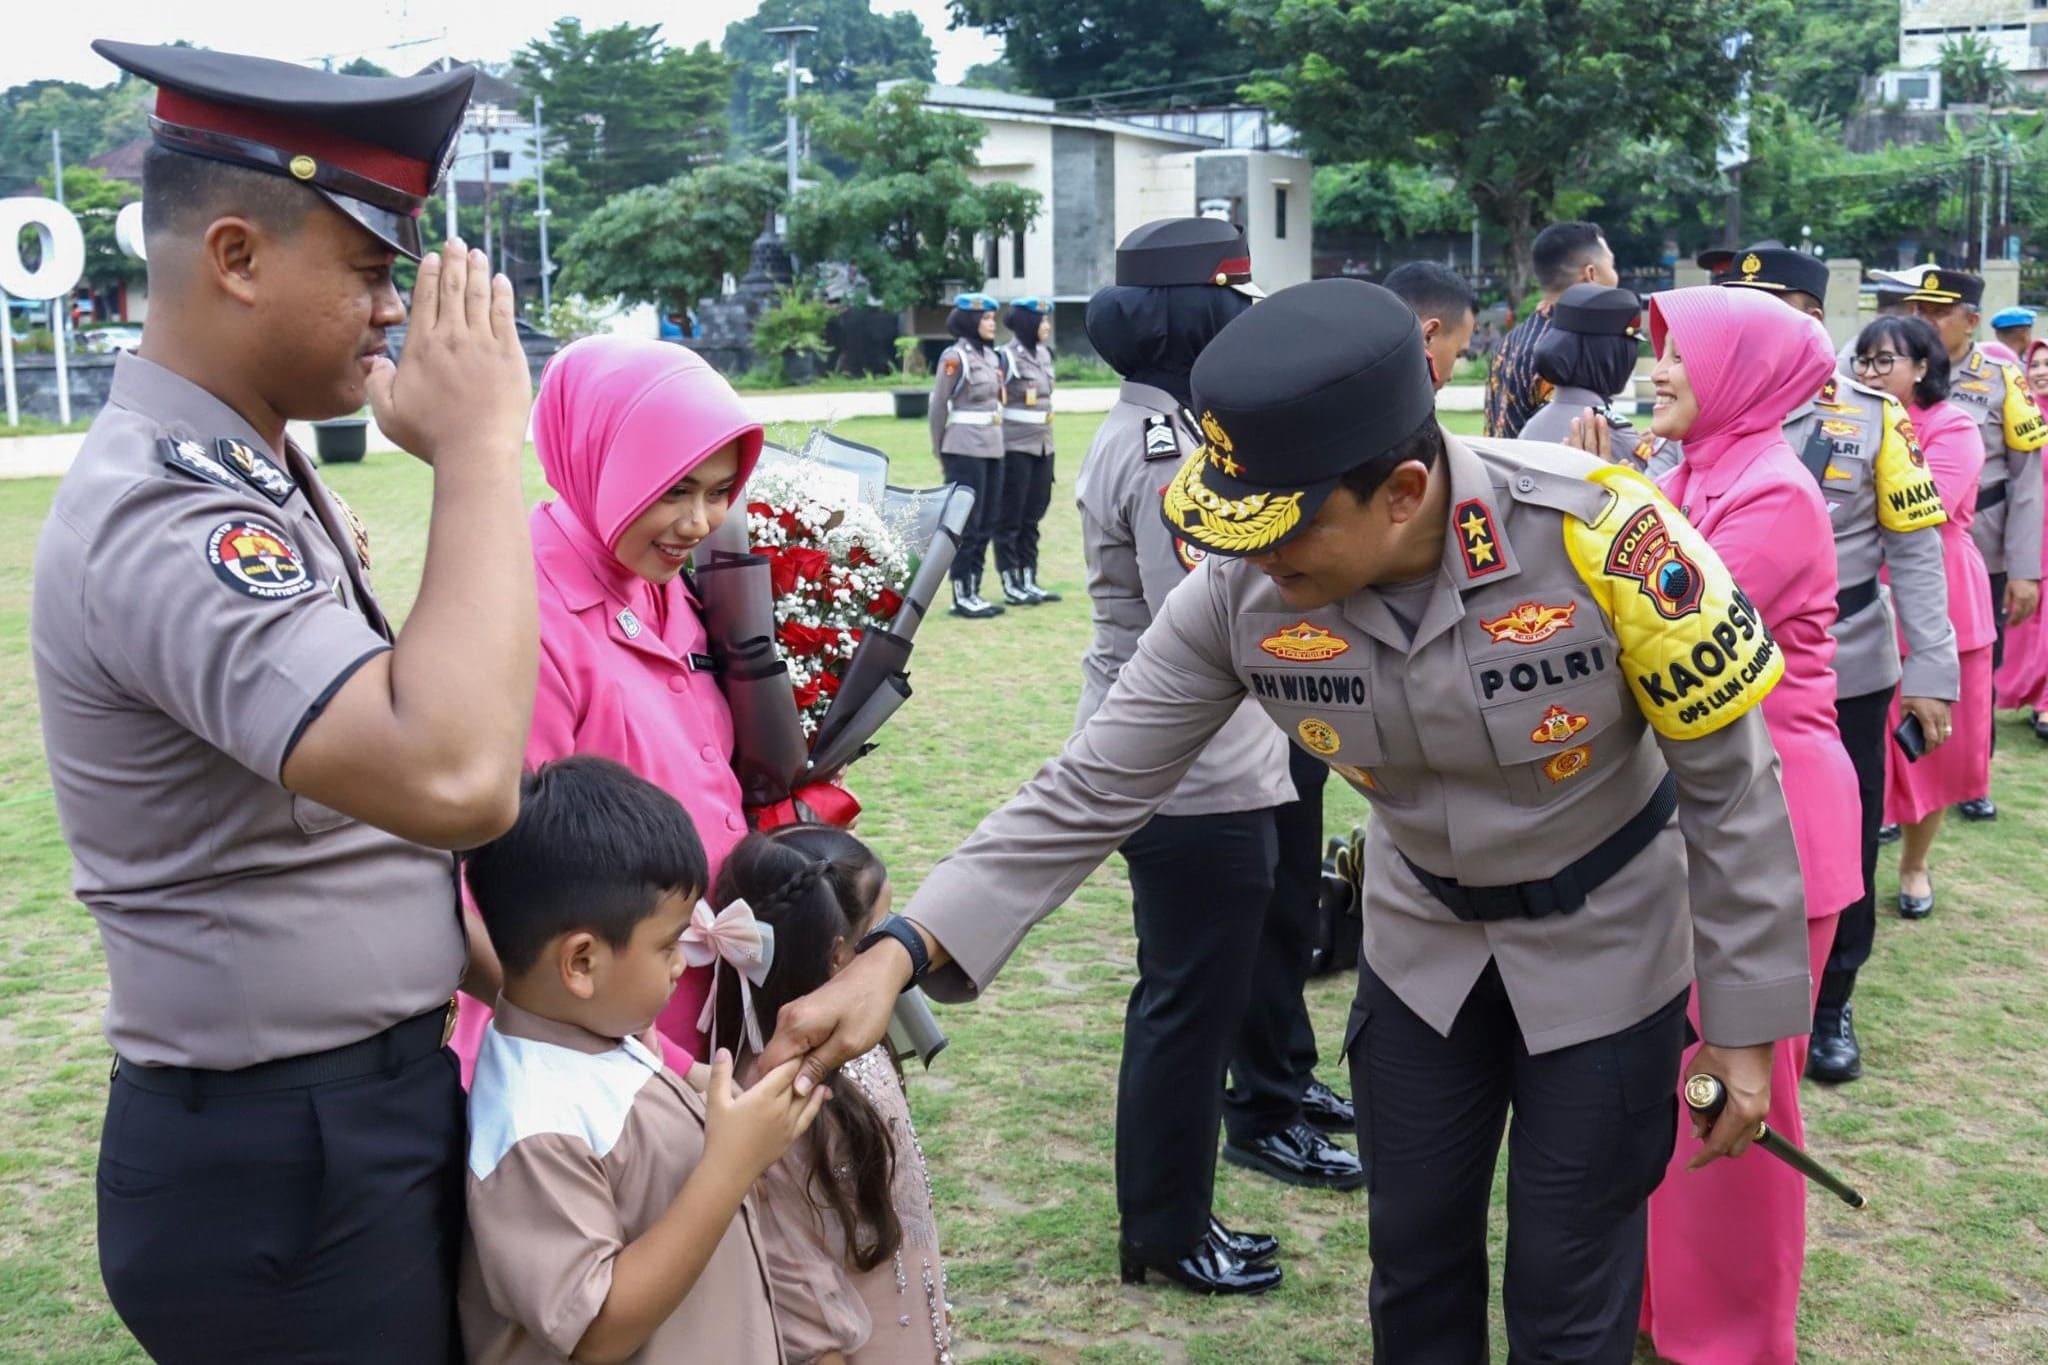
top-left (1994, 339), bottom-right (2048, 712)
top-left (454, 338), bottom-right (765, 1080)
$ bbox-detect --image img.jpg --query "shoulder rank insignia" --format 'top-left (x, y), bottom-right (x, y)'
top-left (1259, 621), bottom-right (1351, 662)
top-left (1817, 377), bottom-right (1839, 406)
top-left (160, 437), bottom-right (242, 493)
top-left (1144, 413), bottom-right (1179, 458)
top-left (1452, 499), bottom-right (1506, 578)
top-left (215, 438), bottom-right (297, 507)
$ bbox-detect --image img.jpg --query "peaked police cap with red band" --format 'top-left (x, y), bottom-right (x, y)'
top-left (1114, 217), bottom-right (1259, 295)
top-left (93, 39), bottom-right (475, 261)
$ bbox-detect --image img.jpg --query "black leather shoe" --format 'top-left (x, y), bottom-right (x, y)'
top-left (1876, 823), bottom-right (1902, 845)
top-left (2032, 712), bottom-right (2048, 741)
top-left (1300, 1079), bottom-right (1355, 1134)
top-left (1806, 1003), bottom-right (1863, 1084)
top-left (1208, 1215), bottom-right (1278, 1266)
top-left (1119, 1235), bottom-right (1282, 1295)
top-left (1223, 1121), bottom-right (1368, 1191)
top-left (1898, 874), bottom-right (1935, 920)
top-left (1957, 797), bottom-right (1998, 822)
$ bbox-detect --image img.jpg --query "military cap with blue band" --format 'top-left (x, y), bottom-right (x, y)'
top-left (1162, 278), bottom-right (1435, 557)
top-left (92, 39), bottom-right (475, 261)
top-left (1697, 242), bottom-right (1829, 303)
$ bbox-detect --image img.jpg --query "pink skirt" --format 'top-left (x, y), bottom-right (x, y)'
top-left (1885, 646), bottom-right (1995, 825)
top-left (1641, 913), bottom-right (1838, 1365)
top-left (1996, 600), bottom-right (2048, 714)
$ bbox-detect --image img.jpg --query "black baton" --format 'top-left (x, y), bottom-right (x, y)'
top-left (1684, 1073), bottom-right (1868, 1209)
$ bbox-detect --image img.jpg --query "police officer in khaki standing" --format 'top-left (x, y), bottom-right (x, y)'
top-left (995, 296), bottom-right (1063, 606)
top-left (765, 280), bottom-right (1812, 1361)
top-left (32, 43), bottom-right (535, 1361)
top-left (931, 290), bottom-right (1009, 618)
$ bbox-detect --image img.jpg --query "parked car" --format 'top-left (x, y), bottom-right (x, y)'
top-left (77, 324), bottom-right (144, 354)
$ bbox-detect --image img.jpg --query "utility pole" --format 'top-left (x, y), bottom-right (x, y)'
top-left (50, 128), bottom-right (70, 424)
top-left (1979, 152), bottom-right (1991, 270)
top-left (764, 25), bottom-right (818, 199)
top-left (534, 95), bottom-right (553, 315)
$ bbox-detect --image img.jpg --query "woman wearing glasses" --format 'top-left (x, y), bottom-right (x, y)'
top-left (1852, 316), bottom-right (1992, 919)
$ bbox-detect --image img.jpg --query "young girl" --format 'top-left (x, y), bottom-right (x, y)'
top-left (706, 826), bottom-right (953, 1365)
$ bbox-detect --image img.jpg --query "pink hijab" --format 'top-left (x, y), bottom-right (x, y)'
top-left (1649, 285), bottom-right (1835, 478)
top-left (533, 335), bottom-right (765, 566)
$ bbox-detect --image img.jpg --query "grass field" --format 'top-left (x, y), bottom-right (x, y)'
top-left (0, 406), bottom-right (2044, 1363)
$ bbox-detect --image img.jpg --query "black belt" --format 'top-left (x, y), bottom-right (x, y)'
top-left (1837, 578), bottom-right (1879, 620)
top-left (1399, 774), bottom-right (1679, 922)
top-left (1979, 482), bottom-right (2008, 512)
top-left (112, 1003), bottom-right (455, 1100)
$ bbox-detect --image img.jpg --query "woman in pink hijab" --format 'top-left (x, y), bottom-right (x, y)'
top-left (452, 336), bottom-right (764, 1079)
top-left (1993, 338), bottom-right (2048, 735)
top-left (1637, 286), bottom-right (1862, 1365)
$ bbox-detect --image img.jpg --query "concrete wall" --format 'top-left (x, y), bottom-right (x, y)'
top-left (1052, 127), bottom-right (1117, 300)
top-left (5, 354), bottom-right (116, 424)
top-left (1233, 150), bottom-right (1313, 290)
top-left (970, 120), bottom-right (1056, 300)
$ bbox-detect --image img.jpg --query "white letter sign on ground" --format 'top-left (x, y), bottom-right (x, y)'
top-left (1, 196), bottom-right (88, 428)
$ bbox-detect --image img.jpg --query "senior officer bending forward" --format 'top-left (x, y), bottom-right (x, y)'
top-left (764, 280), bottom-right (1812, 1363)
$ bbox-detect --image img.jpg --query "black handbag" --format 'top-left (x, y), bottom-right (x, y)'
top-left (1308, 826), bottom-right (1366, 977)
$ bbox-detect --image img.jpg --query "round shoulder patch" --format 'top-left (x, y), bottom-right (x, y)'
top-left (207, 520), bottom-right (317, 600)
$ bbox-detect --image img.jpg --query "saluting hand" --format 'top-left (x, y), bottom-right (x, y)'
top-left (757, 941), bottom-right (911, 1096)
top-left (1686, 1042), bottom-right (1774, 1169)
top-left (367, 239), bottom-right (532, 467)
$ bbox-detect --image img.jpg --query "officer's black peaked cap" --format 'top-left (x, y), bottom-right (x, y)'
top-left (1116, 217), bottom-right (1256, 290)
top-left (1698, 242), bottom-right (1829, 304)
top-left (1551, 283), bottom-right (1642, 336)
top-left (94, 39), bottom-right (475, 261)
top-left (1164, 279), bottom-right (1435, 558)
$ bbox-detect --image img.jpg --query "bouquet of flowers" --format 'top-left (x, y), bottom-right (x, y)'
top-left (693, 429), bottom-right (976, 827)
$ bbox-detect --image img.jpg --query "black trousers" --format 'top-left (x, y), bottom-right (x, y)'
top-left (98, 1045), bottom-right (466, 1363)
top-left (1223, 748), bottom-right (1328, 1144)
top-left (993, 449), bottom-right (1054, 574)
top-left (1117, 806), bottom-right (1279, 1253)
top-left (940, 453), bottom-right (1006, 584)
top-left (1350, 961), bottom-right (1688, 1365)
top-left (1825, 685), bottom-right (1897, 990)
top-left (1990, 570), bottom-right (2009, 671)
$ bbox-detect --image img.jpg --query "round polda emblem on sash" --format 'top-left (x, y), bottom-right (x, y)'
top-left (1297, 717), bottom-right (1341, 756)
top-left (207, 520), bottom-right (317, 600)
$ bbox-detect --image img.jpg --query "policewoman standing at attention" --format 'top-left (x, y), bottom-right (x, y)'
top-left (994, 296), bottom-right (1063, 607)
top-left (764, 280), bottom-right (1813, 1364)
top-left (1074, 219), bottom-right (1361, 1299)
top-left (32, 43), bottom-right (536, 1362)
top-left (930, 291), bottom-right (1009, 619)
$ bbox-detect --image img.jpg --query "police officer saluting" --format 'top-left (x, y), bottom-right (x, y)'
top-left (1688, 244), bottom-right (1958, 1083)
top-left (765, 280), bottom-right (1813, 1362)
top-left (33, 43), bottom-right (535, 1360)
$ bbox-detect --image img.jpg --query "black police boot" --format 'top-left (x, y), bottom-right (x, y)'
top-left (1956, 797), bottom-right (1998, 822)
top-left (949, 576), bottom-right (1001, 620)
top-left (1300, 1079), bottom-right (1355, 1135)
top-left (1807, 1001), bottom-right (1863, 1084)
top-left (1876, 822), bottom-right (1902, 845)
top-left (2032, 711), bottom-right (2048, 742)
top-left (1208, 1214), bottom-right (1278, 1266)
top-left (999, 568), bottom-right (1036, 606)
top-left (1022, 567), bottom-right (1062, 603)
top-left (1119, 1231), bottom-right (1282, 1295)
top-left (972, 573), bottom-right (1005, 616)
top-left (1222, 1120), bottom-right (1367, 1191)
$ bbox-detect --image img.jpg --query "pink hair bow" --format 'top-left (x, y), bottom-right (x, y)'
top-left (680, 898), bottom-right (777, 1054)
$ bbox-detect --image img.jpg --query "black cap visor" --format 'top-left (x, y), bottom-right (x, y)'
top-left (1161, 444), bottom-right (1341, 558)
top-left (319, 188), bottom-right (425, 260)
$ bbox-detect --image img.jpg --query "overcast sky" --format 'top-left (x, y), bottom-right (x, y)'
top-left (3, 0), bottom-right (1001, 90)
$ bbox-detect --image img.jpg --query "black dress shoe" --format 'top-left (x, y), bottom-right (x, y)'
top-left (1957, 797), bottom-right (1998, 822)
top-left (1898, 875), bottom-right (1935, 920)
top-left (1223, 1121), bottom-right (1368, 1191)
top-left (1208, 1215), bottom-right (1278, 1265)
top-left (2032, 713), bottom-right (2048, 741)
top-left (1876, 823), bottom-right (1902, 845)
top-left (1300, 1079), bottom-right (1355, 1134)
top-left (1119, 1235), bottom-right (1282, 1295)
top-left (1806, 1003), bottom-right (1863, 1084)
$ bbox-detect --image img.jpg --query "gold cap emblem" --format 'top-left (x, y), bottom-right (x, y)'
top-left (289, 155), bottom-right (317, 181)
top-left (1740, 253), bottom-right (1762, 276)
top-left (1925, 272), bottom-right (1941, 292)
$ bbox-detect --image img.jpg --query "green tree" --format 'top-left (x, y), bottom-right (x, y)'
top-left (0, 82), bottom-right (118, 194)
top-left (949, 0), bottom-right (1256, 103)
top-left (1752, 0), bottom-right (1894, 122)
top-left (786, 82), bottom-right (1040, 311)
top-left (1940, 35), bottom-right (2013, 107)
top-left (960, 58), bottom-right (1020, 92)
top-left (512, 20), bottom-right (733, 230)
top-left (336, 57), bottom-right (395, 78)
top-left (556, 160), bottom-right (785, 312)
top-left (724, 0), bottom-right (936, 157)
top-left (1233, 0), bottom-right (1780, 303)
top-left (1312, 162), bottom-right (1469, 242)
top-left (36, 166), bottom-right (143, 289)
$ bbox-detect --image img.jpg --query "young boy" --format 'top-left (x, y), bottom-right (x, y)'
top-left (460, 755), bottom-right (826, 1364)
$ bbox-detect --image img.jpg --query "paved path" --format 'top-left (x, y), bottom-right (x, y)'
top-left (0, 384), bottom-right (1484, 480)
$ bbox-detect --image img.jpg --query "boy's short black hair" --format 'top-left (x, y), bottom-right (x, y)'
top-left (464, 756), bottom-right (708, 975)
top-left (1533, 221), bottom-right (1610, 293)
top-left (1382, 262), bottom-right (1479, 327)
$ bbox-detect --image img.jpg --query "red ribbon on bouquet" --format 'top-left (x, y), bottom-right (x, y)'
top-left (748, 778), bottom-right (862, 831)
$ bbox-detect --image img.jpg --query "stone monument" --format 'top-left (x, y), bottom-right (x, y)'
top-left (688, 214), bottom-right (793, 375)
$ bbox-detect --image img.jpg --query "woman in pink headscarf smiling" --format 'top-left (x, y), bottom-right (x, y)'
top-left (452, 336), bottom-right (764, 1080)
top-left (1636, 286), bottom-right (1861, 1365)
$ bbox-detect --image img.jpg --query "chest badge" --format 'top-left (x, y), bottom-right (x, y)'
top-left (1330, 761), bottom-right (1377, 790)
top-left (330, 489), bottom-right (372, 574)
top-left (1820, 419), bottom-right (1858, 438)
top-left (1453, 498), bottom-right (1505, 578)
top-left (1530, 705), bottom-right (1590, 745)
top-left (1260, 621), bottom-right (1351, 662)
top-left (1296, 717), bottom-right (1342, 756)
top-left (1541, 743), bottom-right (1592, 782)
top-left (1823, 462), bottom-right (1853, 481)
top-left (1480, 600), bottom-right (1577, 645)
top-left (616, 608), bottom-right (644, 640)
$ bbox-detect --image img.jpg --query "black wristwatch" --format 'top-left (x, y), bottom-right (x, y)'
top-left (855, 915), bottom-right (930, 993)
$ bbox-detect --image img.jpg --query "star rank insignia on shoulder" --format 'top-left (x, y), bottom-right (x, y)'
top-left (215, 438), bottom-right (297, 506)
top-left (160, 437), bottom-right (244, 493)
top-left (1453, 498), bottom-right (1505, 578)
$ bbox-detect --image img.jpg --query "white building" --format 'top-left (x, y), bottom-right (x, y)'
top-left (1898, 0), bottom-right (2048, 91)
top-left (909, 84), bottom-right (1313, 339)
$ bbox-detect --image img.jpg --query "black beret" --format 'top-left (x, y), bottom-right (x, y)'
top-left (1116, 217), bottom-right (1257, 293)
top-left (1699, 243), bottom-right (1829, 303)
top-left (1551, 283), bottom-right (1642, 336)
top-left (1164, 279), bottom-right (1435, 557)
top-left (94, 39), bottom-right (475, 260)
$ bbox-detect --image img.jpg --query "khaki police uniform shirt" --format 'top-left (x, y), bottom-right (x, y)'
top-left (1001, 339), bottom-right (1055, 456)
top-left (1646, 375), bottom-right (1958, 703)
top-left (1947, 344), bottom-right (2047, 579)
top-left (31, 354), bottom-right (463, 1070)
top-left (1073, 382), bottom-right (1295, 818)
top-left (928, 342), bottom-right (1005, 460)
top-left (1517, 385), bottom-right (1647, 468)
top-left (907, 435), bottom-right (1812, 1055)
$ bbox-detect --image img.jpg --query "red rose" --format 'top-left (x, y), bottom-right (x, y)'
top-left (761, 547), bottom-right (800, 597)
top-left (783, 546), bottom-right (833, 586)
top-left (777, 507), bottom-right (805, 537)
top-left (873, 588), bottom-right (904, 620)
top-left (747, 501), bottom-right (775, 521)
top-left (816, 671), bottom-right (842, 697)
top-left (778, 620), bottom-right (832, 655)
top-left (794, 678), bottom-right (823, 710)
top-left (848, 545), bottom-right (875, 568)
